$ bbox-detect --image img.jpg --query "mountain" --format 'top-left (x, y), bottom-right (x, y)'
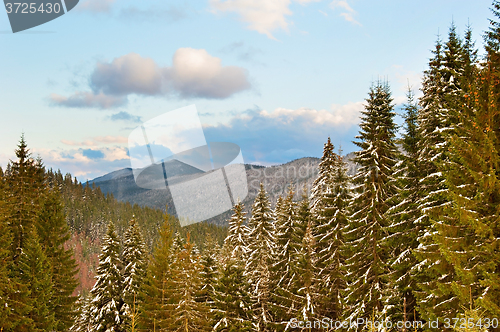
top-left (88, 153), bottom-right (359, 225)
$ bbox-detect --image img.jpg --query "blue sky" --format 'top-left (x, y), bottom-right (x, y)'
top-left (0, 0), bottom-right (493, 180)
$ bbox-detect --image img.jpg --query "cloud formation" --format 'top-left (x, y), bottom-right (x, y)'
top-left (51, 49), bottom-right (251, 109)
top-left (61, 135), bottom-right (128, 147)
top-left (50, 91), bottom-right (127, 109)
top-left (210, 0), bottom-right (323, 39)
top-left (109, 111), bottom-right (142, 123)
top-left (330, 0), bottom-right (360, 25)
top-left (203, 103), bottom-right (363, 165)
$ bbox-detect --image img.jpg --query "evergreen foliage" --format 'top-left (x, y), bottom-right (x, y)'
top-left (343, 81), bottom-right (399, 323)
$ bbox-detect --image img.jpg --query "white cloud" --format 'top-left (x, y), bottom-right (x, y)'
top-left (330, 0), bottom-right (360, 25)
top-left (210, 0), bottom-right (323, 39)
top-left (61, 135), bottom-right (128, 146)
top-left (91, 53), bottom-right (163, 96)
top-left (166, 48), bottom-right (251, 98)
top-left (51, 49), bottom-right (251, 109)
top-left (50, 91), bottom-right (127, 109)
top-left (35, 146), bottom-right (130, 180)
top-left (203, 103), bottom-right (363, 165)
top-left (210, 0), bottom-right (291, 39)
top-left (259, 102), bottom-right (363, 126)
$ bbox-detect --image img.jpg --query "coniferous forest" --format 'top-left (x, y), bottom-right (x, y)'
top-left (3, 1), bottom-right (500, 331)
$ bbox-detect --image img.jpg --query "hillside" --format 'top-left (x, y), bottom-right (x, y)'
top-left (87, 153), bottom-right (359, 225)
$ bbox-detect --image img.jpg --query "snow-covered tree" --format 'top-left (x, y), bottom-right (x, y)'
top-left (222, 200), bottom-right (250, 262)
top-left (413, 25), bottom-right (472, 323)
top-left (212, 257), bottom-right (253, 332)
top-left (270, 186), bottom-right (297, 328)
top-left (167, 234), bottom-right (210, 331)
top-left (246, 183), bottom-right (276, 331)
top-left (383, 88), bottom-right (422, 323)
top-left (87, 221), bottom-right (125, 332)
top-left (342, 81), bottom-right (399, 324)
top-left (313, 148), bottom-right (351, 321)
top-left (121, 218), bottom-right (147, 328)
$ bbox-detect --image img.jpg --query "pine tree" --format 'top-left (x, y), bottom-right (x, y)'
top-left (343, 81), bottom-right (399, 323)
top-left (4, 135), bottom-right (46, 261)
top-left (122, 218), bottom-right (147, 329)
top-left (384, 88), bottom-right (422, 323)
top-left (0, 169), bottom-right (15, 330)
top-left (293, 219), bottom-right (321, 323)
top-left (199, 235), bottom-right (219, 304)
top-left (246, 183), bottom-right (276, 331)
top-left (15, 228), bottom-right (56, 331)
top-left (310, 137), bottom-right (336, 214)
top-left (413, 25), bottom-right (472, 323)
top-left (168, 234), bottom-right (210, 331)
top-left (313, 147), bottom-right (351, 321)
top-left (87, 221), bottom-right (125, 332)
top-left (36, 188), bottom-right (79, 331)
top-left (212, 257), bottom-right (253, 332)
top-left (139, 213), bottom-right (175, 331)
top-left (222, 201), bottom-right (249, 262)
top-left (433, 7), bottom-right (500, 320)
top-left (270, 186), bottom-right (297, 327)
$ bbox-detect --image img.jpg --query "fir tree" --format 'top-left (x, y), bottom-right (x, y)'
top-left (168, 234), bottom-right (210, 331)
top-left (222, 201), bottom-right (249, 262)
top-left (292, 219), bottom-right (321, 323)
top-left (0, 169), bottom-right (14, 330)
top-left (246, 183), bottom-right (276, 331)
top-left (36, 188), bottom-right (79, 331)
top-left (212, 257), bottom-right (253, 332)
top-left (270, 186), bottom-right (297, 327)
top-left (139, 213), bottom-right (175, 331)
top-left (413, 25), bottom-right (472, 323)
top-left (310, 137), bottom-right (336, 214)
top-left (122, 219), bottom-right (147, 329)
top-left (384, 88), bottom-right (422, 323)
top-left (313, 147), bottom-right (351, 321)
top-left (4, 135), bottom-right (46, 261)
top-left (198, 234), bottom-right (219, 306)
top-left (343, 81), bottom-right (399, 323)
top-left (87, 221), bottom-right (125, 332)
top-left (15, 228), bottom-right (56, 331)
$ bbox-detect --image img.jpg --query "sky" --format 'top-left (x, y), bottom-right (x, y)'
top-left (0, 0), bottom-right (494, 181)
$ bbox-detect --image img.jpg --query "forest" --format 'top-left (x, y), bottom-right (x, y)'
top-left (2, 1), bottom-right (500, 331)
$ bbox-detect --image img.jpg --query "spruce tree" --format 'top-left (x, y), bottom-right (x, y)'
top-left (4, 135), bottom-right (46, 261)
top-left (269, 186), bottom-right (297, 329)
top-left (122, 218), bottom-right (147, 329)
top-left (384, 88), bottom-right (422, 323)
top-left (433, 7), bottom-right (500, 320)
top-left (413, 25), bottom-right (472, 323)
top-left (292, 219), bottom-right (321, 323)
top-left (167, 234), bottom-right (210, 331)
top-left (87, 221), bottom-right (125, 332)
top-left (139, 214), bottom-right (175, 331)
top-left (245, 183), bottom-right (276, 331)
top-left (343, 81), bottom-right (399, 323)
top-left (15, 228), bottom-right (56, 331)
top-left (0, 169), bottom-right (14, 330)
top-left (222, 201), bottom-right (249, 262)
top-left (198, 235), bottom-right (219, 306)
top-left (313, 147), bottom-right (351, 321)
top-left (212, 257), bottom-right (253, 332)
top-left (36, 188), bottom-right (79, 331)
